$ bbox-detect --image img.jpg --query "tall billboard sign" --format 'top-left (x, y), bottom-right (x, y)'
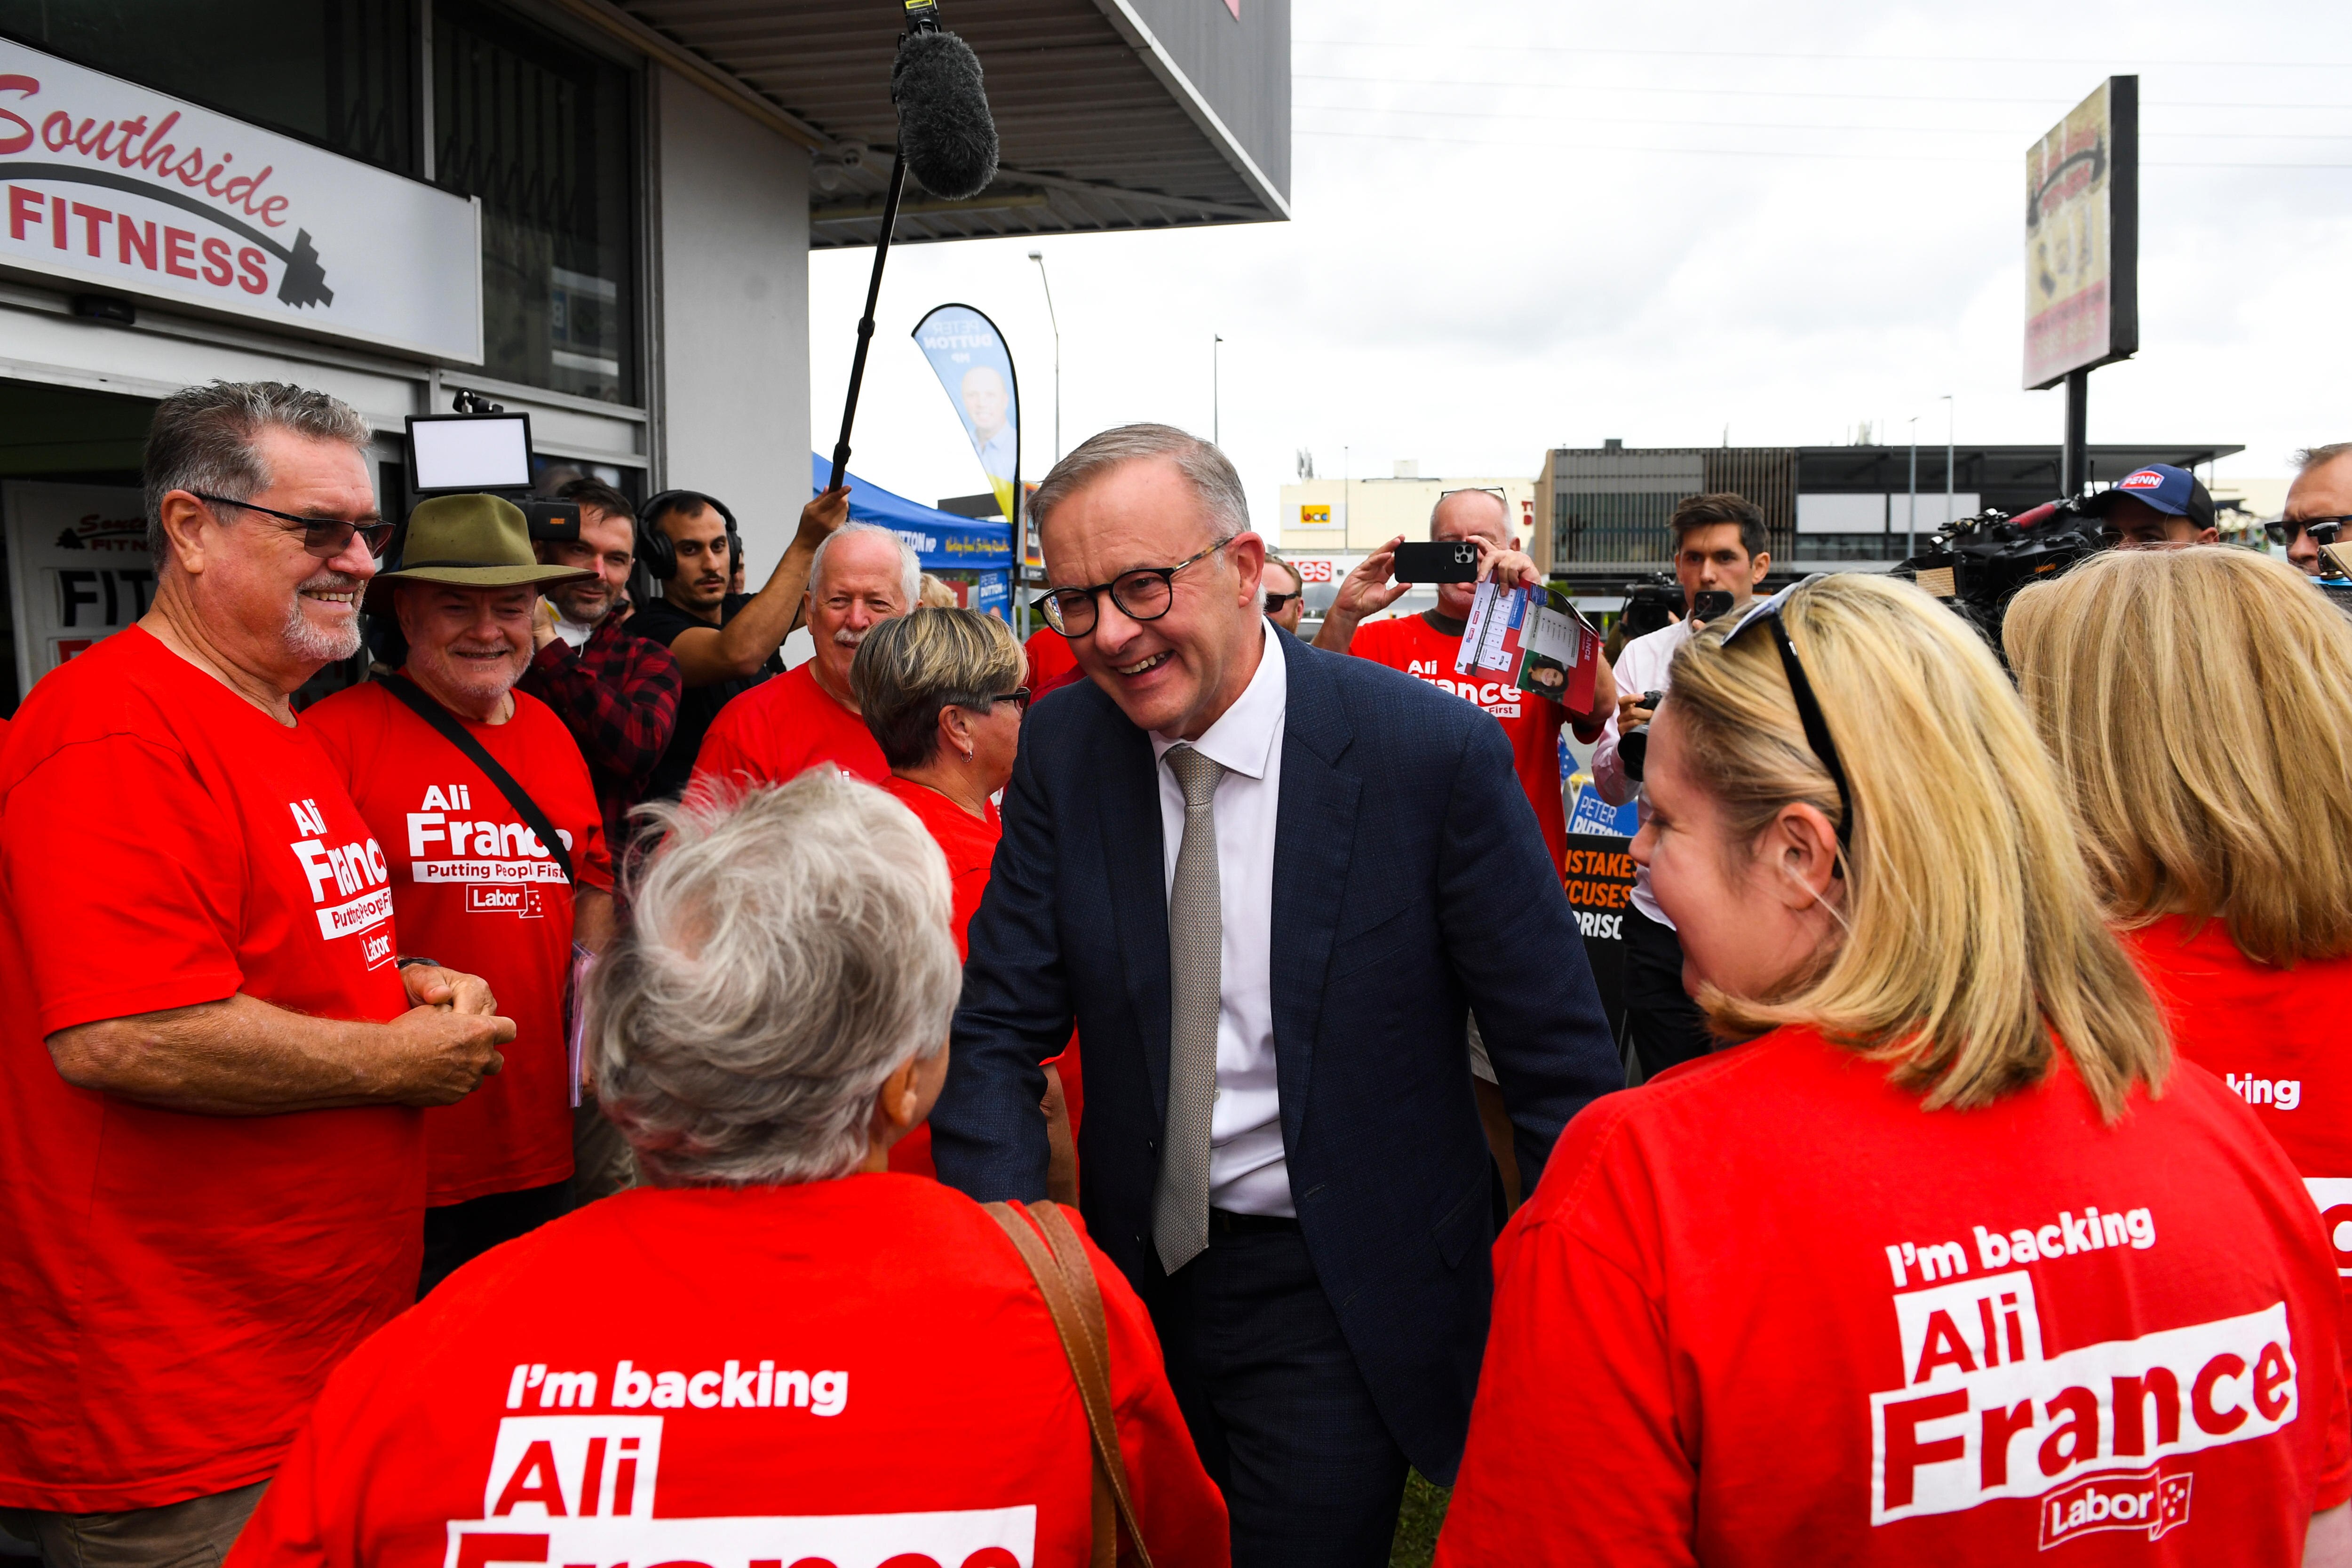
top-left (2023, 76), bottom-right (2138, 390)
top-left (0, 39), bottom-right (482, 362)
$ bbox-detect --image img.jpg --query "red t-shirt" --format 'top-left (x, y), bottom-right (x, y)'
top-left (1025, 627), bottom-right (1083, 696)
top-left (225, 1178), bottom-right (1228, 1568)
top-left (882, 777), bottom-right (1001, 1180)
top-left (1438, 1026), bottom-right (2351, 1567)
top-left (0, 627), bottom-right (417, 1512)
top-left (689, 663), bottom-right (888, 797)
top-left (2126, 916), bottom-right (2352, 1318)
top-left (305, 680), bottom-right (615, 1206)
top-left (1349, 613), bottom-right (1566, 874)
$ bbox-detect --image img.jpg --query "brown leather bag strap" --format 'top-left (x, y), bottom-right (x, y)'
top-left (984, 1201), bottom-right (1154, 1568)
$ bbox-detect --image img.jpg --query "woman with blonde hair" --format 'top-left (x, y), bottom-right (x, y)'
top-left (1437, 573), bottom-right (2349, 1566)
top-left (2007, 545), bottom-right (2352, 1302)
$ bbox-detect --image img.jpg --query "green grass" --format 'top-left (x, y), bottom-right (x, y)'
top-left (1390, 1471), bottom-right (1451, 1568)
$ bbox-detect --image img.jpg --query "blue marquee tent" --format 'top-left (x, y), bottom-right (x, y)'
top-left (809, 453), bottom-right (1012, 571)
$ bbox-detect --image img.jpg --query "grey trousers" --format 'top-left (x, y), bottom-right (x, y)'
top-left (0, 1480), bottom-right (266, 1568)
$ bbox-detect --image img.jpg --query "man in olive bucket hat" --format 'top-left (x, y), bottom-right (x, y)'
top-left (304, 493), bottom-right (624, 1293)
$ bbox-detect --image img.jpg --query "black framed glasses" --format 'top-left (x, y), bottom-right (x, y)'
top-left (993, 686), bottom-right (1032, 714)
top-left (1263, 590), bottom-right (1303, 613)
top-left (1439, 486), bottom-right (1507, 503)
top-left (1722, 575), bottom-right (1853, 855)
top-left (2266, 516), bottom-right (2348, 547)
top-left (1040, 540), bottom-right (1226, 637)
top-left (191, 491), bottom-right (395, 559)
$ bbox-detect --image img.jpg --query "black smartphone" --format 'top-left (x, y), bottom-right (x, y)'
top-left (1392, 540), bottom-right (1481, 583)
top-left (1690, 589), bottom-right (1734, 622)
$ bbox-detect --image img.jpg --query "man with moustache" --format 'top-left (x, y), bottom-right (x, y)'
top-left (518, 478), bottom-right (682, 873)
top-left (689, 523), bottom-right (917, 794)
top-left (629, 484), bottom-right (850, 801)
top-left (0, 382), bottom-right (511, 1565)
top-left (930, 424), bottom-right (1619, 1567)
top-left (307, 495), bottom-right (616, 1291)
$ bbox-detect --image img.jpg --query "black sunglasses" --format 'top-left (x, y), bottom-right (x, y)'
top-left (192, 491), bottom-right (395, 559)
top-left (1041, 540), bottom-right (1226, 638)
top-left (2266, 516), bottom-right (2347, 546)
top-left (1722, 576), bottom-right (1853, 856)
top-left (1263, 590), bottom-right (1303, 613)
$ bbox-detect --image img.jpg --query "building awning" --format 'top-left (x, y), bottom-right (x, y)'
top-left (813, 453), bottom-right (1013, 570)
top-left (571, 0), bottom-right (1289, 247)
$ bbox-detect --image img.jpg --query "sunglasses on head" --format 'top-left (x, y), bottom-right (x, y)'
top-left (1722, 576), bottom-right (1853, 856)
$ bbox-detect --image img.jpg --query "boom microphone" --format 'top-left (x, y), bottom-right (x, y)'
top-left (827, 1), bottom-right (1000, 496)
top-left (894, 30), bottom-right (998, 200)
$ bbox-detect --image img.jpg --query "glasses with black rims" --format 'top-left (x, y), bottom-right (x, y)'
top-left (1263, 589), bottom-right (1303, 613)
top-left (1721, 575), bottom-right (1854, 857)
top-left (191, 491), bottom-right (395, 559)
top-left (991, 686), bottom-right (1032, 714)
top-left (1438, 486), bottom-right (1508, 504)
top-left (1039, 540), bottom-right (1227, 638)
top-left (2265, 517), bottom-right (2349, 547)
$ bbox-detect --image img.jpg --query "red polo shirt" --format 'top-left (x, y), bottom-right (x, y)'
top-left (689, 663), bottom-right (887, 797)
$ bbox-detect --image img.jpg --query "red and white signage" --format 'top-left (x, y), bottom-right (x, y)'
top-left (0, 39), bottom-right (481, 360)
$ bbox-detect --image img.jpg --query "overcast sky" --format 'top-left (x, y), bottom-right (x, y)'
top-left (809, 0), bottom-right (2352, 533)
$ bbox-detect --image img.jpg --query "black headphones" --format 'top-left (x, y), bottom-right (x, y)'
top-left (636, 489), bottom-right (741, 581)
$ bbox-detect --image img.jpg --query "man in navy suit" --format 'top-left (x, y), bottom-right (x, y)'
top-left (930, 424), bottom-right (1620, 1566)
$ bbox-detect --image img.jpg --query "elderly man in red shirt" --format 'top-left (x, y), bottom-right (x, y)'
top-left (0, 381), bottom-right (513, 1568)
top-left (689, 522), bottom-right (916, 794)
top-left (226, 772), bottom-right (1228, 1568)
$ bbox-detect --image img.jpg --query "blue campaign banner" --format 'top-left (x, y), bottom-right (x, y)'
top-left (974, 571), bottom-right (1010, 620)
top-left (1567, 782), bottom-right (1641, 838)
top-left (809, 454), bottom-right (1013, 571)
top-left (911, 303), bottom-right (1020, 523)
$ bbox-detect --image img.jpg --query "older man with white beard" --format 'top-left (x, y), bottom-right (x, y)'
top-left (305, 493), bottom-right (619, 1295)
top-left (0, 381), bottom-right (513, 1568)
top-left (689, 522), bottom-right (918, 794)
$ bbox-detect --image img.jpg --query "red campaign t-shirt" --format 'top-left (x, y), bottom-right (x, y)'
top-left (226, 1178), bottom-right (1229, 1568)
top-left (0, 627), bottom-right (418, 1512)
top-left (1437, 1026), bottom-right (2352, 1567)
top-left (2126, 915), bottom-right (2352, 1319)
top-left (1025, 628), bottom-right (1084, 698)
top-left (882, 777), bottom-right (1001, 1180)
top-left (1348, 613), bottom-right (1566, 875)
top-left (305, 680), bottom-right (614, 1206)
top-left (690, 662), bottom-right (888, 797)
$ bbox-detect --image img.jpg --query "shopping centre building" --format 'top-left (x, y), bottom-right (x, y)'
top-left (0, 0), bottom-right (1289, 710)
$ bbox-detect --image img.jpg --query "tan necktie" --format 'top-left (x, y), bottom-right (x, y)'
top-left (1154, 742), bottom-right (1225, 1275)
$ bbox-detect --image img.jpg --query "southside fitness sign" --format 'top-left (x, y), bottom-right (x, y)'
top-left (0, 40), bottom-right (481, 362)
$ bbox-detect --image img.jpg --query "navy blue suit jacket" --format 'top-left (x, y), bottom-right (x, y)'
top-left (929, 628), bottom-right (1619, 1482)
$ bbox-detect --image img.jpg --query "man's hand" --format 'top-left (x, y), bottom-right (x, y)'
top-left (795, 485), bottom-right (851, 551)
top-left (381, 1003), bottom-right (515, 1106)
top-left (531, 598), bottom-right (560, 652)
top-left (402, 963), bottom-right (499, 1017)
top-left (1617, 690), bottom-right (1657, 732)
top-left (1311, 537), bottom-right (1410, 652)
top-left (1470, 537), bottom-right (1545, 593)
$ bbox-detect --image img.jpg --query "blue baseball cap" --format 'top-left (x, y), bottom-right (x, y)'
top-left (2083, 464), bottom-right (2217, 531)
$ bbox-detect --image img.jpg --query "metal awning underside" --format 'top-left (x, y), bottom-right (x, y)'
top-left (613, 0), bottom-right (1288, 247)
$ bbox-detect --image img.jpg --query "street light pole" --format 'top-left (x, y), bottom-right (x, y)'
top-left (1907, 415), bottom-right (1919, 560)
top-left (1213, 334), bottom-right (1224, 447)
top-left (1942, 394), bottom-right (1955, 526)
top-left (1025, 250), bottom-right (1061, 463)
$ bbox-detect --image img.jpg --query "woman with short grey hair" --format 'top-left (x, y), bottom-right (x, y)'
top-left (229, 771), bottom-right (1228, 1568)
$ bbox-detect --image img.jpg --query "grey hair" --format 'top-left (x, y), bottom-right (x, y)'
top-left (1031, 422), bottom-right (1250, 546)
top-left (809, 521), bottom-right (921, 607)
top-left (143, 381), bottom-right (372, 558)
top-left (2295, 442), bottom-right (2352, 473)
top-left (592, 772), bottom-right (960, 1188)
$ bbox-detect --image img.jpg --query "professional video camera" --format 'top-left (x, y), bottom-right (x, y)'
top-left (1617, 573), bottom-right (1685, 643)
top-left (1892, 496), bottom-right (2107, 638)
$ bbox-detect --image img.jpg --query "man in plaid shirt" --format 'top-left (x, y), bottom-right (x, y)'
top-left (523, 480), bottom-right (683, 876)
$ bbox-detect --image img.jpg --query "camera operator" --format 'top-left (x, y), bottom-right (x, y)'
top-left (2276, 443), bottom-right (2352, 577)
top-left (520, 478), bottom-right (683, 873)
top-left (1593, 493), bottom-right (1770, 1080)
top-left (2080, 462), bottom-right (2218, 549)
top-left (630, 483), bottom-right (850, 800)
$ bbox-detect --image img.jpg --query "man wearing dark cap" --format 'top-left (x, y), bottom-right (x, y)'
top-left (2084, 463), bottom-right (2219, 548)
top-left (306, 495), bottom-right (618, 1293)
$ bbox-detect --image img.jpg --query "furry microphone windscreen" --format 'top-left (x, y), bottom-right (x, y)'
top-left (893, 30), bottom-right (999, 200)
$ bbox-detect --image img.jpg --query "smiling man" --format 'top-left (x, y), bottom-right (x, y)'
top-left (0, 382), bottom-right (513, 1565)
top-left (930, 423), bottom-right (1619, 1568)
top-left (306, 493), bottom-right (617, 1295)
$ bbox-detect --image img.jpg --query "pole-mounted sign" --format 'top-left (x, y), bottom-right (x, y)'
top-left (2023, 76), bottom-right (2138, 494)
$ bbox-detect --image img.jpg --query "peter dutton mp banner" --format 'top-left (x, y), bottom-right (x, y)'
top-left (0, 39), bottom-right (482, 362)
top-left (912, 303), bottom-right (1021, 524)
top-left (2023, 76), bottom-right (2138, 391)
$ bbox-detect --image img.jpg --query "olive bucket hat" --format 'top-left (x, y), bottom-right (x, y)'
top-left (364, 493), bottom-right (594, 613)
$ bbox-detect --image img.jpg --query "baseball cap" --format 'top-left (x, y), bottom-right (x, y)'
top-left (2082, 464), bottom-right (2217, 532)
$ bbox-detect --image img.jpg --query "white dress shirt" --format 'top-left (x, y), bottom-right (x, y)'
top-left (1590, 618), bottom-right (1694, 929)
top-left (1149, 617), bottom-right (1291, 1216)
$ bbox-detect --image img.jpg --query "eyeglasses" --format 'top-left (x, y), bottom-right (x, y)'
top-left (1263, 590), bottom-right (1303, 613)
top-left (1439, 486), bottom-right (1507, 503)
top-left (1040, 540), bottom-right (1226, 638)
top-left (2266, 516), bottom-right (2348, 546)
top-left (192, 491), bottom-right (395, 559)
top-left (992, 686), bottom-right (1032, 714)
top-left (1722, 575), bottom-right (1853, 855)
